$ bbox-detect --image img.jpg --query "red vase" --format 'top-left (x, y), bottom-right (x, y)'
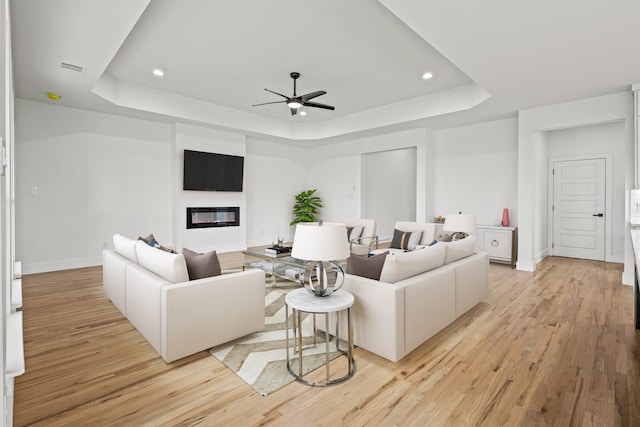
top-left (501, 208), bottom-right (510, 227)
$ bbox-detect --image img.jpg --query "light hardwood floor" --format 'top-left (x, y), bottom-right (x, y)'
top-left (13, 257), bottom-right (640, 426)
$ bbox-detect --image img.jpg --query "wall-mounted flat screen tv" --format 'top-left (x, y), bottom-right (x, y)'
top-left (183, 149), bottom-right (244, 192)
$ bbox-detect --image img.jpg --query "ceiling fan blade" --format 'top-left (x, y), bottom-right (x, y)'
top-left (300, 90), bottom-right (326, 102)
top-left (252, 100), bottom-right (286, 107)
top-left (264, 88), bottom-right (290, 99)
top-left (302, 101), bottom-right (335, 110)
top-left (290, 107), bottom-right (297, 116)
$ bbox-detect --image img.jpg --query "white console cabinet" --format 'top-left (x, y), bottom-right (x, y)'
top-left (436, 223), bottom-right (517, 268)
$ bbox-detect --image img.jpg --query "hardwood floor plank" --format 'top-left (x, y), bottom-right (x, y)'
top-left (12, 258), bottom-right (640, 426)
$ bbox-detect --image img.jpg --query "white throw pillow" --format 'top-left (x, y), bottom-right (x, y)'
top-left (135, 240), bottom-right (189, 283)
top-left (442, 235), bottom-right (476, 264)
top-left (113, 234), bottom-right (138, 263)
top-left (348, 225), bottom-right (364, 243)
top-left (379, 243), bottom-right (446, 283)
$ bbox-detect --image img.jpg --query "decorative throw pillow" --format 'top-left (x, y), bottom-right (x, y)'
top-left (138, 233), bottom-right (175, 253)
top-left (347, 225), bottom-right (364, 243)
top-left (347, 251), bottom-right (388, 280)
top-left (390, 229), bottom-right (423, 251)
top-left (182, 247), bottom-right (222, 280)
top-left (138, 233), bottom-right (156, 245)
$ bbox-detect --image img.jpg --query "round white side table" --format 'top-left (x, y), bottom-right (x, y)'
top-left (285, 288), bottom-right (356, 386)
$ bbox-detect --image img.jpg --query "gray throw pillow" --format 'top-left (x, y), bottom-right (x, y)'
top-left (182, 247), bottom-right (222, 280)
top-left (347, 251), bottom-right (389, 280)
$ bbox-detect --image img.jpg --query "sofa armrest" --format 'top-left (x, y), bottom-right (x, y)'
top-left (103, 249), bottom-right (133, 316)
top-left (361, 235), bottom-right (379, 251)
top-left (160, 269), bottom-right (266, 363)
top-left (349, 235), bottom-right (379, 256)
top-left (332, 274), bottom-right (405, 362)
top-left (453, 252), bottom-right (489, 317)
top-left (400, 265), bottom-right (456, 356)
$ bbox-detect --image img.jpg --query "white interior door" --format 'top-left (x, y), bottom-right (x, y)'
top-left (552, 158), bottom-right (605, 261)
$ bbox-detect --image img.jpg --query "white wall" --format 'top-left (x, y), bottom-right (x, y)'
top-left (363, 148), bottom-right (417, 240)
top-left (1, 0), bottom-right (12, 420)
top-left (306, 128), bottom-right (434, 238)
top-left (173, 124), bottom-right (247, 253)
top-left (15, 100), bottom-right (173, 274)
top-left (245, 137), bottom-right (306, 245)
top-left (533, 131), bottom-right (549, 262)
top-left (14, 92), bottom-right (636, 283)
top-left (547, 121), bottom-right (627, 263)
top-left (434, 118), bottom-right (518, 226)
top-left (13, 102), bottom-right (310, 270)
top-left (11, 107), bottom-right (447, 271)
top-left (517, 92), bottom-right (634, 282)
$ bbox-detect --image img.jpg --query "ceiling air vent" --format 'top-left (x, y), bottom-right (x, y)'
top-left (60, 62), bottom-right (84, 73)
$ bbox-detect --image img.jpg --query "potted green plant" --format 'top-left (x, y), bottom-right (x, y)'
top-left (290, 189), bottom-right (323, 225)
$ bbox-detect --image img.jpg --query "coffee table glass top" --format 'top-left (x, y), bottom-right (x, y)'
top-left (242, 249), bottom-right (309, 284)
top-left (242, 249), bottom-right (308, 267)
top-left (243, 249), bottom-right (347, 285)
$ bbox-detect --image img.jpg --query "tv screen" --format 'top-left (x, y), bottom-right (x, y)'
top-left (183, 150), bottom-right (244, 192)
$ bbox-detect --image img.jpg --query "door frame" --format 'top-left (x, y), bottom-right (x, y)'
top-left (547, 153), bottom-right (613, 260)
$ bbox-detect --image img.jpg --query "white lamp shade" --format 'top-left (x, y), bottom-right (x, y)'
top-left (292, 222), bottom-right (350, 261)
top-left (443, 214), bottom-right (477, 235)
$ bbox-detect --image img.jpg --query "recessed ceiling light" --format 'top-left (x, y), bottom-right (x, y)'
top-left (152, 69), bottom-right (164, 77)
top-left (422, 72), bottom-right (433, 80)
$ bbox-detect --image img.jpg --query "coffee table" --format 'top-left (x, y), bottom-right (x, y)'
top-left (243, 249), bottom-right (308, 286)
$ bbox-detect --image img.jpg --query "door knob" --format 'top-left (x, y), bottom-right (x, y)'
top-left (592, 213), bottom-right (604, 217)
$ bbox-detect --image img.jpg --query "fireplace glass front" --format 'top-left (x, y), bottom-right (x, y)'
top-left (186, 207), bottom-right (240, 229)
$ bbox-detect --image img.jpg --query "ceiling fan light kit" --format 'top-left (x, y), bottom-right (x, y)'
top-left (253, 72), bottom-right (335, 116)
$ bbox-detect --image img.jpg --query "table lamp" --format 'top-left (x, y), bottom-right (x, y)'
top-left (291, 221), bottom-right (350, 297)
top-left (443, 213), bottom-right (477, 240)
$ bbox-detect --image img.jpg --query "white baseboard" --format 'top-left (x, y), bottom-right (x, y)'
top-left (22, 256), bottom-right (102, 275)
top-left (622, 269), bottom-right (634, 286)
top-left (516, 260), bottom-right (535, 272)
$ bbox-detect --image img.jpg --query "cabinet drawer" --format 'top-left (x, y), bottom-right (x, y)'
top-left (482, 231), bottom-right (512, 259)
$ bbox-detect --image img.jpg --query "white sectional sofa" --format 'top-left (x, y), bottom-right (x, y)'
top-left (103, 234), bottom-right (266, 363)
top-left (322, 223), bottom-right (489, 363)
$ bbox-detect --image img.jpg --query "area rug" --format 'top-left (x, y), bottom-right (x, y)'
top-left (209, 277), bottom-right (344, 396)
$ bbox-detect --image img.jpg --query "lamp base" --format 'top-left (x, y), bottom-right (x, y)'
top-left (300, 261), bottom-right (345, 297)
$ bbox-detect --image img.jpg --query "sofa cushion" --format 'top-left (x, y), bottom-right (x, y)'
top-left (113, 234), bottom-right (138, 263)
top-left (347, 251), bottom-right (388, 280)
top-left (182, 248), bottom-right (222, 280)
top-left (379, 243), bottom-right (446, 283)
top-left (442, 235), bottom-right (477, 264)
top-left (390, 229), bottom-right (423, 251)
top-left (135, 240), bottom-right (189, 283)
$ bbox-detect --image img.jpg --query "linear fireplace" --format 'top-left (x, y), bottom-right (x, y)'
top-left (186, 207), bottom-right (240, 229)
